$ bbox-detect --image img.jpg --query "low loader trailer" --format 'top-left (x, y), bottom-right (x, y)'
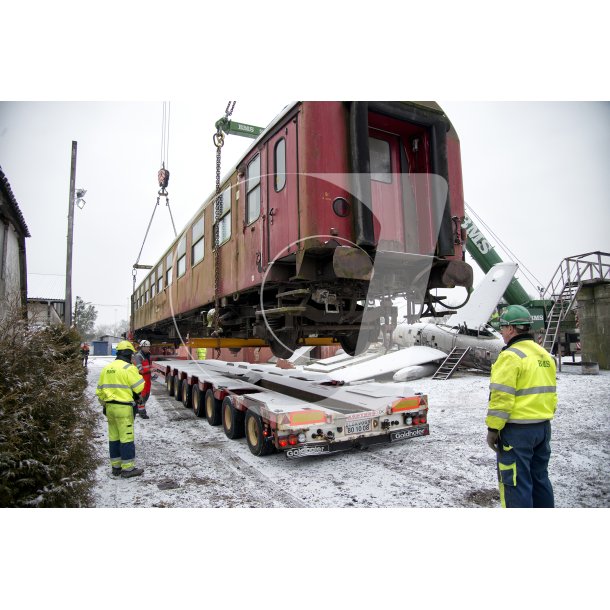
top-left (152, 359), bottom-right (429, 459)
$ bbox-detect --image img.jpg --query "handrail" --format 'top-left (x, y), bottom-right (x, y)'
top-left (541, 252), bottom-right (610, 361)
top-left (542, 251), bottom-right (610, 300)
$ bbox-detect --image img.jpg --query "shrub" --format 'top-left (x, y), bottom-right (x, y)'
top-left (0, 304), bottom-right (101, 507)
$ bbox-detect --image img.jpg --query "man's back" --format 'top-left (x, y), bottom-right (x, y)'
top-left (97, 359), bottom-right (144, 404)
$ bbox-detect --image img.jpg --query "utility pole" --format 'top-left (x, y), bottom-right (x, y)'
top-left (65, 141), bottom-right (77, 327)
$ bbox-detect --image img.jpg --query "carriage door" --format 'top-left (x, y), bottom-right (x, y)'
top-left (266, 119), bottom-right (298, 264)
top-left (368, 128), bottom-right (406, 252)
top-left (241, 149), bottom-right (267, 289)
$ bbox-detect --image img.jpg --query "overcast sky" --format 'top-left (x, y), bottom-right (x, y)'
top-left (1, 101), bottom-right (608, 325)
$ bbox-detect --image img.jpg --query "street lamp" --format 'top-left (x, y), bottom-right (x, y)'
top-left (75, 188), bottom-right (87, 210)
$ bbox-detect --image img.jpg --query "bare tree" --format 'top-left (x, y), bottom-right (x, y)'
top-left (73, 296), bottom-right (98, 340)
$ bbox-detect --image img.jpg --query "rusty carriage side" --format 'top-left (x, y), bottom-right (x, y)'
top-left (132, 102), bottom-right (472, 357)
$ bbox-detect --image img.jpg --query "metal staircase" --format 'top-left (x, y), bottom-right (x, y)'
top-left (432, 347), bottom-right (471, 380)
top-left (541, 251), bottom-right (610, 354)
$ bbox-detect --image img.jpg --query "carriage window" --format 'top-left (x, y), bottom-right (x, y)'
top-left (192, 216), bottom-right (204, 266)
top-left (166, 252), bottom-right (173, 287)
top-left (156, 266), bottom-right (162, 293)
top-left (369, 137), bottom-right (392, 183)
top-left (176, 234), bottom-right (187, 278)
top-left (150, 274), bottom-right (155, 299)
top-left (145, 276), bottom-right (150, 303)
top-left (274, 138), bottom-right (286, 192)
top-left (246, 154), bottom-right (261, 224)
top-left (214, 186), bottom-right (232, 246)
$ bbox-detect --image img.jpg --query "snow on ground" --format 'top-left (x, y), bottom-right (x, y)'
top-left (87, 356), bottom-right (609, 508)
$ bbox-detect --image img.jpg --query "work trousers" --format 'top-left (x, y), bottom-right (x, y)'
top-left (497, 421), bottom-right (554, 508)
top-left (106, 403), bottom-right (137, 471)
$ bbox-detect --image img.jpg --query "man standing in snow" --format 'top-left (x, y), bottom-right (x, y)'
top-left (81, 343), bottom-right (90, 367)
top-left (96, 340), bottom-right (146, 478)
top-left (133, 339), bottom-right (153, 419)
top-left (485, 305), bottom-right (557, 508)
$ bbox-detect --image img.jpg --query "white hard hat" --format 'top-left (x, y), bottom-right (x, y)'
top-left (139, 340), bottom-right (151, 347)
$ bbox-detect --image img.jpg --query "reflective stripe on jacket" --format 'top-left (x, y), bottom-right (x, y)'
top-left (96, 359), bottom-right (145, 405)
top-left (133, 351), bottom-right (151, 378)
top-left (486, 338), bottom-right (557, 430)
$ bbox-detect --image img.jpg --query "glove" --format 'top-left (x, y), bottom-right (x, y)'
top-left (103, 405), bottom-right (106, 416)
top-left (132, 404), bottom-right (138, 418)
top-left (486, 429), bottom-right (499, 453)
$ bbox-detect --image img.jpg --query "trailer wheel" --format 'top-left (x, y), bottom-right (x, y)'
top-left (245, 411), bottom-right (274, 457)
top-left (173, 375), bottom-right (182, 402)
top-left (222, 396), bottom-right (245, 439)
top-left (192, 386), bottom-right (204, 417)
top-left (166, 373), bottom-right (174, 396)
top-left (205, 389), bottom-right (222, 426)
top-left (181, 381), bottom-right (192, 409)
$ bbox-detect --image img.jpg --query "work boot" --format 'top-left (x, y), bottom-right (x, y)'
top-left (121, 467), bottom-right (144, 479)
top-left (111, 467), bottom-right (122, 477)
top-left (139, 409), bottom-right (150, 419)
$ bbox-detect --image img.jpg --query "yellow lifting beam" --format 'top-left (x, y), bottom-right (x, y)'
top-left (183, 337), bottom-right (339, 349)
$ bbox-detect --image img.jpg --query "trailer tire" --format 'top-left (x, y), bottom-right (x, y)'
top-left (222, 396), bottom-right (245, 439)
top-left (245, 410), bottom-right (274, 457)
top-left (181, 381), bottom-right (192, 409)
top-left (166, 372), bottom-right (174, 396)
top-left (205, 389), bottom-right (222, 426)
top-left (192, 386), bottom-right (204, 417)
top-left (173, 375), bottom-right (182, 402)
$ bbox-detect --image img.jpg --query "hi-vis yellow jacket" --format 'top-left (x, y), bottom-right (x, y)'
top-left (96, 359), bottom-right (145, 404)
top-left (486, 337), bottom-right (557, 431)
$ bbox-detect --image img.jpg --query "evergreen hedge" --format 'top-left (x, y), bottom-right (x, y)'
top-left (0, 307), bottom-right (101, 507)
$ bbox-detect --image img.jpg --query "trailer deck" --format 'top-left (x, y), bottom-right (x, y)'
top-left (152, 358), bottom-right (429, 458)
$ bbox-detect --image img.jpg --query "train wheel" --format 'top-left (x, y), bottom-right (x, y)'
top-left (192, 386), bottom-right (204, 417)
top-left (222, 396), bottom-right (245, 440)
top-left (181, 381), bottom-right (192, 409)
top-left (268, 329), bottom-right (298, 359)
top-left (205, 389), bottom-right (222, 426)
top-left (173, 375), bottom-right (182, 402)
top-left (338, 332), bottom-right (370, 357)
top-left (245, 411), bottom-right (273, 457)
top-left (166, 373), bottom-right (174, 396)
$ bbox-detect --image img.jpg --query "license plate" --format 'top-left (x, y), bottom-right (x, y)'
top-left (346, 419), bottom-right (372, 435)
top-left (390, 426), bottom-right (427, 442)
top-left (285, 445), bottom-right (330, 459)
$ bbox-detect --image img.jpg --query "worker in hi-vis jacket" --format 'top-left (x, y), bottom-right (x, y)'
top-left (96, 340), bottom-right (145, 478)
top-left (486, 305), bottom-right (557, 508)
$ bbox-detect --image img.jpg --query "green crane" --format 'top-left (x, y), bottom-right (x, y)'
top-left (462, 213), bottom-right (549, 331)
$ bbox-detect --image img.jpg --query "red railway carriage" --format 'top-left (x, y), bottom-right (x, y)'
top-left (131, 101), bottom-right (473, 357)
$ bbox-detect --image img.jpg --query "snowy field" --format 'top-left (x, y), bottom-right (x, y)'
top-left (87, 356), bottom-right (609, 509)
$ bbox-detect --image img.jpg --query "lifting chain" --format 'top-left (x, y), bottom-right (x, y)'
top-left (212, 101), bottom-right (236, 354)
top-left (131, 103), bottom-right (176, 335)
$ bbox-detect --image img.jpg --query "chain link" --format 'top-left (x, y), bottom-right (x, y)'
top-left (213, 102), bottom-right (236, 345)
